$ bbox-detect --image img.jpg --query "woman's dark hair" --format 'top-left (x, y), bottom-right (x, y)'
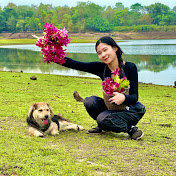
top-left (95, 36), bottom-right (124, 69)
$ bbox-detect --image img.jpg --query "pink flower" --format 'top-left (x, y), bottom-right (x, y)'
top-left (36, 23), bottom-right (71, 64)
top-left (102, 78), bottom-right (117, 95)
top-left (112, 68), bottom-right (120, 76)
top-left (102, 68), bottom-right (130, 95)
top-left (119, 87), bottom-right (125, 93)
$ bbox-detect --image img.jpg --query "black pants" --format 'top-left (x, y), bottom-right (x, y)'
top-left (84, 96), bottom-right (146, 133)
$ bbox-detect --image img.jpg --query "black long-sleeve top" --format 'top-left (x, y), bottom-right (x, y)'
top-left (62, 57), bottom-right (138, 106)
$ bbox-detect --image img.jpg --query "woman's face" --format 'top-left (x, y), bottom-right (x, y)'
top-left (96, 43), bottom-right (118, 64)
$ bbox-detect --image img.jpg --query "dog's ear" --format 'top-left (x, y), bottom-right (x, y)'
top-left (26, 103), bottom-right (38, 126)
top-left (47, 103), bottom-right (54, 117)
top-left (27, 103), bottom-right (37, 118)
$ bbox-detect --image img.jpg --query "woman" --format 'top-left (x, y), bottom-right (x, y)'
top-left (61, 36), bottom-right (146, 140)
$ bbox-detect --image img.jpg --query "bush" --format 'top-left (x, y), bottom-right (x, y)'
top-left (113, 25), bottom-right (176, 32)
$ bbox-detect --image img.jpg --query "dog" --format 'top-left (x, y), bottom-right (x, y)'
top-left (26, 102), bottom-right (84, 137)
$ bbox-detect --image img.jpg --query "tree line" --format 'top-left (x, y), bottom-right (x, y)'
top-left (0, 2), bottom-right (176, 33)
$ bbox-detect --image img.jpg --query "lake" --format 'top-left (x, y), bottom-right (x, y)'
top-left (0, 39), bottom-right (176, 86)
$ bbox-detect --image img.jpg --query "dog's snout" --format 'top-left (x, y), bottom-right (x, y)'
top-left (45, 115), bottom-right (49, 119)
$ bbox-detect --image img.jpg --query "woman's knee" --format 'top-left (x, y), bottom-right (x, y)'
top-left (83, 96), bottom-right (97, 108)
top-left (84, 96), bottom-right (106, 109)
top-left (97, 111), bottom-right (128, 133)
top-left (84, 96), bottom-right (107, 120)
top-left (97, 111), bottom-right (110, 124)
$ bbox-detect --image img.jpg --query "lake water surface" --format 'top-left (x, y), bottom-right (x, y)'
top-left (0, 39), bottom-right (176, 86)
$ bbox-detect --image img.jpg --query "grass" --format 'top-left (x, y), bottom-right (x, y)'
top-left (69, 36), bottom-right (97, 43)
top-left (0, 37), bottom-right (96, 45)
top-left (0, 39), bottom-right (37, 45)
top-left (0, 71), bottom-right (176, 176)
top-left (0, 37), bottom-right (121, 45)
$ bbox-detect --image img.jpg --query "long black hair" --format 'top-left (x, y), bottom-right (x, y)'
top-left (95, 36), bottom-right (124, 69)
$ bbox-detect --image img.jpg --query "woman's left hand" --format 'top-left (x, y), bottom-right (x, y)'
top-left (108, 92), bottom-right (125, 105)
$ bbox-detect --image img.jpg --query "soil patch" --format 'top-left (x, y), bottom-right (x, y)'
top-left (1, 31), bottom-right (176, 40)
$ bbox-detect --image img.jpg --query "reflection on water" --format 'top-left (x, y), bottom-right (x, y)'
top-left (1, 39), bottom-right (176, 55)
top-left (138, 66), bottom-right (176, 86)
top-left (0, 41), bottom-right (176, 86)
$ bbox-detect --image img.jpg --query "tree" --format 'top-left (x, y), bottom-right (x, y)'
top-left (160, 12), bottom-right (176, 25)
top-left (28, 16), bottom-right (41, 31)
top-left (71, 2), bottom-right (103, 32)
top-left (146, 3), bottom-right (170, 24)
top-left (73, 18), bottom-right (86, 32)
top-left (130, 3), bottom-right (143, 13)
top-left (24, 17), bottom-right (31, 31)
top-left (15, 5), bottom-right (34, 20)
top-left (114, 2), bottom-right (125, 11)
top-left (138, 14), bottom-right (153, 25)
top-left (71, 2), bottom-right (86, 27)
top-left (69, 3), bottom-right (85, 32)
top-left (50, 11), bottom-right (59, 26)
top-left (16, 19), bottom-right (26, 32)
top-left (53, 6), bottom-right (70, 25)
top-left (84, 2), bottom-right (103, 18)
top-left (86, 16), bottom-right (113, 32)
top-left (2, 7), bottom-right (18, 31)
top-left (173, 6), bottom-right (176, 13)
top-left (0, 13), bottom-right (6, 32)
top-left (6, 3), bottom-right (17, 8)
top-left (35, 3), bottom-right (53, 27)
top-left (61, 14), bottom-right (73, 31)
top-left (103, 6), bottom-right (114, 24)
top-left (113, 8), bottom-right (129, 26)
top-left (128, 11), bottom-right (142, 25)
top-left (0, 2), bottom-right (174, 33)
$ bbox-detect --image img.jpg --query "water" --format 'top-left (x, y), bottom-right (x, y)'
top-left (0, 39), bottom-right (176, 86)
top-left (2, 39), bottom-right (176, 55)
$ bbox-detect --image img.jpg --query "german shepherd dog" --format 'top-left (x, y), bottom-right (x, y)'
top-left (26, 102), bottom-right (84, 137)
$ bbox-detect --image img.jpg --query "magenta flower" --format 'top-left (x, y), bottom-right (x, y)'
top-left (36, 23), bottom-right (71, 64)
top-left (102, 68), bottom-right (130, 95)
top-left (102, 78), bottom-right (116, 95)
top-left (112, 68), bottom-right (120, 76)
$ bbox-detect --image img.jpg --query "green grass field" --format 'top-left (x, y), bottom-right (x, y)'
top-left (0, 71), bottom-right (175, 176)
top-left (0, 39), bottom-right (37, 45)
top-left (0, 37), bottom-right (97, 45)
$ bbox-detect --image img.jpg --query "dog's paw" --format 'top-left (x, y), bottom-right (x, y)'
top-left (29, 127), bottom-right (44, 137)
top-left (77, 125), bottom-right (84, 131)
top-left (34, 131), bottom-right (44, 137)
top-left (51, 131), bottom-right (59, 136)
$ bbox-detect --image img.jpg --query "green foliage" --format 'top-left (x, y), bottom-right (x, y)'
top-left (86, 16), bottom-right (113, 32)
top-left (114, 25), bottom-right (176, 32)
top-left (0, 2), bottom-right (176, 33)
top-left (0, 14), bottom-right (6, 32)
top-left (146, 3), bottom-right (170, 25)
top-left (130, 3), bottom-right (144, 13)
top-left (0, 71), bottom-right (175, 175)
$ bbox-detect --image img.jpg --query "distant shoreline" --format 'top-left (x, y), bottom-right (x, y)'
top-left (1, 31), bottom-right (176, 41)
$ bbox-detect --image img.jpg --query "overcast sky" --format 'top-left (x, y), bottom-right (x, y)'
top-left (0, 0), bottom-right (175, 9)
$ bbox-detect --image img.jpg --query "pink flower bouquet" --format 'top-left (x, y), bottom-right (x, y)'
top-left (102, 68), bottom-right (130, 110)
top-left (35, 23), bottom-right (71, 64)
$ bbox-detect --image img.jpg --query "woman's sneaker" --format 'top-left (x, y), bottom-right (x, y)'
top-left (129, 127), bottom-right (144, 140)
top-left (87, 126), bottom-right (102, 134)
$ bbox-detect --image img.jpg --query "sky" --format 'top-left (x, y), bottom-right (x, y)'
top-left (0, 0), bottom-right (175, 9)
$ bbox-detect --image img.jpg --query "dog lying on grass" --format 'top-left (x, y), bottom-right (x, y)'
top-left (26, 102), bottom-right (84, 137)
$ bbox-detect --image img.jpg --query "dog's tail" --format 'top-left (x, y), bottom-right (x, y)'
top-left (73, 91), bottom-right (84, 102)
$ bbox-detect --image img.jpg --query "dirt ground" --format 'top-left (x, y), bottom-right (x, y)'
top-left (1, 31), bottom-right (176, 40)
